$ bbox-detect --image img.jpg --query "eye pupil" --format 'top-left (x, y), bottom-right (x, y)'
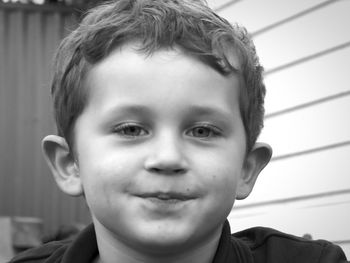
top-left (193, 127), bottom-right (210, 137)
top-left (126, 126), bottom-right (139, 135)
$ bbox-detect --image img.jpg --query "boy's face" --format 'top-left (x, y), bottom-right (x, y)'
top-left (72, 45), bottom-right (254, 252)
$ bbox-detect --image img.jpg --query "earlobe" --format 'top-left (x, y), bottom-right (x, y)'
top-left (236, 142), bottom-right (272, 200)
top-left (42, 135), bottom-right (83, 196)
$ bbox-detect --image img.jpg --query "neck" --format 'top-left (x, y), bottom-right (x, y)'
top-left (93, 221), bottom-right (223, 263)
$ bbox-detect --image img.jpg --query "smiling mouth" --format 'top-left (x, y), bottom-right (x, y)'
top-left (136, 192), bottom-right (196, 202)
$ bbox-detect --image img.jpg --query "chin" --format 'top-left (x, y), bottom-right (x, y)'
top-left (132, 221), bottom-right (197, 249)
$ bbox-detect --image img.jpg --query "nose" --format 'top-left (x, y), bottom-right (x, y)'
top-left (144, 132), bottom-right (188, 175)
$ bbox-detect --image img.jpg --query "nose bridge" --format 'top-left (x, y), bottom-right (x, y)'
top-left (144, 129), bottom-right (188, 174)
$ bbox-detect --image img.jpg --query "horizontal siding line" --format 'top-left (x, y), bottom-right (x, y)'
top-left (265, 40), bottom-right (350, 75)
top-left (271, 141), bottom-right (350, 162)
top-left (251, 0), bottom-right (340, 37)
top-left (213, 0), bottom-right (242, 12)
top-left (234, 188), bottom-right (350, 210)
top-left (0, 2), bottom-right (76, 13)
top-left (265, 90), bottom-right (350, 119)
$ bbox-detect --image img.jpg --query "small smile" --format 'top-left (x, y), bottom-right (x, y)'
top-left (136, 192), bottom-right (196, 201)
top-left (135, 192), bottom-right (197, 213)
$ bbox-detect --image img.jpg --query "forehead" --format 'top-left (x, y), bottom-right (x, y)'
top-left (82, 44), bottom-right (242, 118)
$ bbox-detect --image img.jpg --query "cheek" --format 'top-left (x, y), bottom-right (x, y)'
top-left (198, 150), bottom-right (244, 198)
top-left (210, 169), bottom-right (239, 197)
top-left (78, 158), bottom-right (133, 208)
top-left (202, 168), bottom-right (238, 220)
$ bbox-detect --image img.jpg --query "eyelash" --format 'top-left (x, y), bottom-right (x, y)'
top-left (112, 123), bottom-right (149, 137)
top-left (186, 124), bottom-right (222, 139)
top-left (112, 123), bottom-right (222, 139)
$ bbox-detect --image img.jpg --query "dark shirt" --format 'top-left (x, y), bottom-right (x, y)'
top-left (10, 220), bottom-right (348, 263)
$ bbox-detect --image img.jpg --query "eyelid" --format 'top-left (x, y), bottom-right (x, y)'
top-left (112, 122), bottom-right (149, 137)
top-left (186, 123), bottom-right (223, 137)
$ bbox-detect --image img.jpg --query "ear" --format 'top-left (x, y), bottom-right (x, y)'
top-left (42, 135), bottom-right (83, 196)
top-left (236, 142), bottom-right (272, 200)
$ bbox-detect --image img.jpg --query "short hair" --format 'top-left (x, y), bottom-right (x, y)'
top-left (51, 0), bottom-right (266, 152)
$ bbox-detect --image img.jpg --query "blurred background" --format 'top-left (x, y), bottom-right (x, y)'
top-left (0, 0), bottom-right (349, 260)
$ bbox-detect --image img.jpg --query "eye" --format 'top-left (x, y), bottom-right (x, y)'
top-left (113, 123), bottom-right (149, 137)
top-left (186, 124), bottom-right (222, 138)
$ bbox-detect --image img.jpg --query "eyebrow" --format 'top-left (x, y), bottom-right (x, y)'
top-left (102, 104), bottom-right (233, 121)
top-left (103, 104), bottom-right (153, 118)
top-left (185, 105), bottom-right (232, 118)
top-left (106, 104), bottom-right (150, 113)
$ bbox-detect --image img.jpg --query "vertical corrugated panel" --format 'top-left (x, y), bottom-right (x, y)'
top-left (28, 11), bottom-right (46, 219)
top-left (2, 10), bottom-right (20, 217)
top-left (0, 5), bottom-right (90, 235)
top-left (33, 10), bottom-right (62, 232)
top-left (43, 11), bottom-right (64, 234)
top-left (0, 9), bottom-right (7, 214)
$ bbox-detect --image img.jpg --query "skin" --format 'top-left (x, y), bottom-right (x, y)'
top-left (42, 44), bottom-right (271, 263)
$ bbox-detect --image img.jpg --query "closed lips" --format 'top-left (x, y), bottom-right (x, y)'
top-left (136, 192), bottom-right (196, 201)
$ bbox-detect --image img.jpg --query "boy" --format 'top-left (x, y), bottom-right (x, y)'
top-left (11, 0), bottom-right (348, 262)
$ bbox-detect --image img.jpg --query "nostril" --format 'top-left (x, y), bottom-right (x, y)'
top-left (174, 168), bottom-right (186, 174)
top-left (149, 167), bottom-right (162, 173)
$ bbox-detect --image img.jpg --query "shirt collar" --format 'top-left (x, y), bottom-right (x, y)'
top-left (212, 220), bottom-right (253, 263)
top-left (61, 224), bottom-right (98, 263)
top-left (61, 220), bottom-right (252, 263)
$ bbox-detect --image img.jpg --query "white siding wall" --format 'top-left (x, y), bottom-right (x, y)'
top-left (207, 0), bottom-right (350, 258)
